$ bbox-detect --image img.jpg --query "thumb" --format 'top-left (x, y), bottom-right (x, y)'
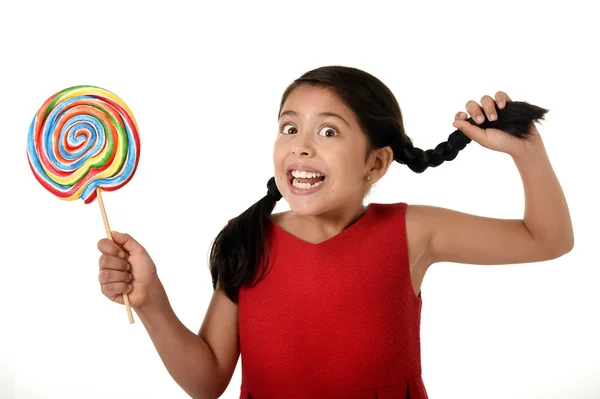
top-left (453, 119), bottom-right (485, 143)
top-left (110, 231), bottom-right (146, 255)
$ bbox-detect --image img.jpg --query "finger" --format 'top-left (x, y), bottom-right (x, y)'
top-left (101, 282), bottom-right (133, 299)
top-left (454, 111), bottom-right (468, 121)
top-left (453, 119), bottom-right (487, 143)
top-left (99, 254), bottom-right (131, 272)
top-left (480, 95), bottom-right (498, 121)
top-left (97, 238), bottom-right (126, 259)
top-left (494, 91), bottom-right (513, 109)
top-left (110, 231), bottom-right (146, 256)
top-left (465, 100), bottom-right (485, 124)
top-left (99, 269), bottom-right (133, 285)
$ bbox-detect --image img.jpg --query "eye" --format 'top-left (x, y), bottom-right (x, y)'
top-left (318, 126), bottom-right (339, 137)
top-left (280, 124), bottom-right (297, 135)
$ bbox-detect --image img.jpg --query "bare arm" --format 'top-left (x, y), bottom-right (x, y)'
top-left (136, 279), bottom-right (240, 399)
top-left (407, 91), bottom-right (574, 267)
top-left (198, 283), bottom-right (241, 395)
top-left (415, 131), bottom-right (573, 266)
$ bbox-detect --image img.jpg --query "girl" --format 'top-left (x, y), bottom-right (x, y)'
top-left (97, 66), bottom-right (573, 399)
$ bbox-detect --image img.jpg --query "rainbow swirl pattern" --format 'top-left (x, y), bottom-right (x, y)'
top-left (27, 86), bottom-right (140, 204)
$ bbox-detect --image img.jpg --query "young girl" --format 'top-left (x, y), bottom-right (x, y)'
top-left (97, 66), bottom-right (573, 399)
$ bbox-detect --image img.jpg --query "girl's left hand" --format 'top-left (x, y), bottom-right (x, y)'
top-left (452, 91), bottom-right (541, 157)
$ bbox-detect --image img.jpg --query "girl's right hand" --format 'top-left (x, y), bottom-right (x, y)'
top-left (97, 231), bottom-right (160, 309)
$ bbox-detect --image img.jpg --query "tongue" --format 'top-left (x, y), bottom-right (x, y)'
top-left (297, 176), bottom-right (325, 184)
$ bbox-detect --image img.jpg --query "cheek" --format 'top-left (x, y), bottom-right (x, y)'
top-left (328, 160), bottom-right (364, 190)
top-left (272, 144), bottom-right (288, 181)
top-left (273, 142), bottom-right (285, 163)
top-left (337, 155), bottom-right (363, 177)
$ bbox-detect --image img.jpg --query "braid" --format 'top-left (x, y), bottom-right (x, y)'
top-left (394, 131), bottom-right (471, 173)
top-left (394, 101), bottom-right (549, 173)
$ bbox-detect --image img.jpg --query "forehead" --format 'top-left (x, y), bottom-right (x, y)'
top-left (280, 85), bottom-right (350, 118)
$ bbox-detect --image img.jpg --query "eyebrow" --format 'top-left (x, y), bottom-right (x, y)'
top-left (279, 110), bottom-right (351, 128)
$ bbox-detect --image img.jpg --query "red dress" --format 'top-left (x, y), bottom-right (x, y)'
top-left (238, 202), bottom-right (428, 399)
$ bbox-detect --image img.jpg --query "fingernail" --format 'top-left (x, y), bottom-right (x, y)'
top-left (477, 116), bottom-right (484, 123)
top-left (127, 263), bottom-right (131, 271)
top-left (489, 114), bottom-right (497, 121)
top-left (128, 273), bottom-right (133, 281)
top-left (128, 284), bottom-right (133, 291)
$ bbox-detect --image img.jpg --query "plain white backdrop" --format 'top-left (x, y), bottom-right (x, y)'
top-left (1, 0), bottom-right (598, 398)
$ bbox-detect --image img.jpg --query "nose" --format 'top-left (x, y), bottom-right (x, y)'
top-left (291, 133), bottom-right (315, 157)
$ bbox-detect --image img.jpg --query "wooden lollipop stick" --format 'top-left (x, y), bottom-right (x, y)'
top-left (97, 188), bottom-right (135, 324)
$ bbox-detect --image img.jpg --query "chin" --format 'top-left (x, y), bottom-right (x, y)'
top-left (287, 198), bottom-right (327, 216)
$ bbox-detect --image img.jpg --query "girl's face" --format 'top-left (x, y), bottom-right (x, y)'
top-left (273, 85), bottom-right (373, 216)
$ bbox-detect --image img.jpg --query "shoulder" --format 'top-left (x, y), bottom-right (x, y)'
top-left (405, 204), bottom-right (437, 267)
top-left (367, 201), bottom-right (407, 216)
top-left (405, 204), bottom-right (437, 240)
top-left (365, 202), bottom-right (412, 229)
top-left (369, 202), bottom-right (436, 272)
top-left (372, 203), bottom-right (432, 239)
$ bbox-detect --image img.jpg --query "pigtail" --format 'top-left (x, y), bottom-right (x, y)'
top-left (394, 101), bottom-right (549, 173)
top-left (209, 177), bottom-right (281, 303)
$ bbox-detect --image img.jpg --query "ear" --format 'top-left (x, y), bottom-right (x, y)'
top-left (367, 146), bottom-right (394, 183)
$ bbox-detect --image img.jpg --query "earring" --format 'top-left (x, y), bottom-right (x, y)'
top-left (366, 175), bottom-right (372, 181)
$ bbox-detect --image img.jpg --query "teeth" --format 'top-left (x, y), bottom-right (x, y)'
top-left (293, 178), bottom-right (325, 190)
top-left (291, 170), bottom-right (324, 178)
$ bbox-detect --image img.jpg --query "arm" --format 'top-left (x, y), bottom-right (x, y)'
top-left (419, 95), bottom-right (573, 266)
top-left (136, 279), bottom-right (239, 399)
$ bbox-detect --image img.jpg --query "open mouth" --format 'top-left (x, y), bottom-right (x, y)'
top-left (288, 169), bottom-right (326, 190)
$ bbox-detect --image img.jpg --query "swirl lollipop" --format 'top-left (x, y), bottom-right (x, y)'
top-left (27, 85), bottom-right (140, 324)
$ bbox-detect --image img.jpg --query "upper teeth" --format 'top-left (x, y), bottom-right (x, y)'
top-left (291, 170), bottom-right (324, 178)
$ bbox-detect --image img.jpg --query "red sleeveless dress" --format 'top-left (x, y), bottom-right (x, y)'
top-left (238, 202), bottom-right (428, 398)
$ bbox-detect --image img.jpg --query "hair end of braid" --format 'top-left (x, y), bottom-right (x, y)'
top-left (475, 101), bottom-right (549, 141)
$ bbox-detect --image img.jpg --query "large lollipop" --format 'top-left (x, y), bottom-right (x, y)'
top-left (26, 85), bottom-right (140, 324)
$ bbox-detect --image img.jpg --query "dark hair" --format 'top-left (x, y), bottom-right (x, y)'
top-left (209, 65), bottom-right (549, 303)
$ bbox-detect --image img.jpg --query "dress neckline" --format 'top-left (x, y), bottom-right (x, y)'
top-left (269, 204), bottom-right (374, 247)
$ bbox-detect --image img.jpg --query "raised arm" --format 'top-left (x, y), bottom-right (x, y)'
top-left (413, 92), bottom-right (573, 267)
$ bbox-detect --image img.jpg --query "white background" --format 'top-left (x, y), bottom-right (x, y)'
top-left (1, 0), bottom-right (599, 398)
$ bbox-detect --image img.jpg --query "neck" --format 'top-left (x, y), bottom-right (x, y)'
top-left (290, 200), bottom-right (368, 238)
